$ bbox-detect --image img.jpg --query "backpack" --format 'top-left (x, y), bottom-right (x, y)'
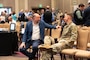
top-left (43, 11), bottom-right (52, 23)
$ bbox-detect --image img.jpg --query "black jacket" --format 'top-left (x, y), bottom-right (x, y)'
top-left (83, 6), bottom-right (90, 26)
top-left (73, 9), bottom-right (84, 25)
top-left (43, 10), bottom-right (52, 23)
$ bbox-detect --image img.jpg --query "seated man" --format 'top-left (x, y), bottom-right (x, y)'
top-left (41, 13), bottom-right (78, 60)
top-left (19, 13), bottom-right (60, 60)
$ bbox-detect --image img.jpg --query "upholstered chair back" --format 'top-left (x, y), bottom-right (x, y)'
top-left (77, 28), bottom-right (89, 50)
top-left (81, 26), bottom-right (90, 43)
top-left (51, 28), bottom-right (61, 39)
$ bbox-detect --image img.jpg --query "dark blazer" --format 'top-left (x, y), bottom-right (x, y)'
top-left (83, 6), bottom-right (90, 26)
top-left (22, 20), bottom-right (56, 43)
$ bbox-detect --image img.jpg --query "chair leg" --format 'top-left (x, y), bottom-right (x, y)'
top-left (64, 54), bottom-right (66, 60)
top-left (74, 57), bottom-right (83, 60)
top-left (51, 56), bottom-right (54, 60)
top-left (73, 56), bottom-right (78, 60)
top-left (80, 58), bottom-right (83, 60)
top-left (60, 53), bottom-right (66, 60)
top-left (51, 53), bottom-right (54, 60)
top-left (88, 59), bottom-right (90, 60)
top-left (36, 52), bottom-right (38, 60)
top-left (38, 49), bottom-right (40, 60)
top-left (60, 53), bottom-right (63, 60)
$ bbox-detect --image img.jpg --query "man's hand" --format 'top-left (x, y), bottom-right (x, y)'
top-left (56, 25), bottom-right (61, 29)
top-left (19, 42), bottom-right (25, 49)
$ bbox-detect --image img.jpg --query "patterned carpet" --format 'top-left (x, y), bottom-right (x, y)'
top-left (0, 52), bottom-right (28, 60)
top-left (0, 52), bottom-right (87, 60)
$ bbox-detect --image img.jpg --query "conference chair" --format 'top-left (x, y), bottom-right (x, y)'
top-left (74, 27), bottom-right (90, 60)
top-left (51, 28), bottom-right (61, 43)
top-left (38, 28), bottom-right (65, 60)
top-left (75, 50), bottom-right (90, 60)
top-left (61, 28), bottom-right (89, 60)
top-left (38, 36), bottom-right (55, 60)
top-left (74, 26), bottom-right (90, 49)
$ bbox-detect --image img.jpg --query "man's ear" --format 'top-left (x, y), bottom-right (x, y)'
top-left (68, 15), bottom-right (70, 19)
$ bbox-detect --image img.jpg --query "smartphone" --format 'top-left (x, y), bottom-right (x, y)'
top-left (10, 23), bottom-right (16, 32)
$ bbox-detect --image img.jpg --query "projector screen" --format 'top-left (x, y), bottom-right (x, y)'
top-left (0, 7), bottom-right (12, 15)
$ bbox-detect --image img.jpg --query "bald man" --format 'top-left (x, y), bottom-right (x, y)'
top-left (19, 13), bottom-right (60, 60)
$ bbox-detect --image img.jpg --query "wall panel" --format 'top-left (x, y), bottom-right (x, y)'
top-left (18, 0), bottom-right (25, 11)
top-left (54, 0), bottom-right (88, 13)
top-left (0, 0), bottom-right (89, 14)
top-left (28, 0), bottom-right (51, 9)
top-left (0, 0), bottom-right (15, 11)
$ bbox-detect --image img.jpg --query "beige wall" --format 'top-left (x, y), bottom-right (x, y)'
top-left (18, 0), bottom-right (25, 10)
top-left (28, 0), bottom-right (51, 10)
top-left (0, 0), bottom-right (51, 14)
top-left (0, 0), bottom-right (89, 14)
top-left (0, 0), bottom-right (15, 11)
top-left (54, 0), bottom-right (88, 13)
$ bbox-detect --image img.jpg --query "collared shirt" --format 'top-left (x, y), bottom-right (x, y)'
top-left (59, 22), bottom-right (78, 43)
top-left (31, 22), bottom-right (40, 40)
